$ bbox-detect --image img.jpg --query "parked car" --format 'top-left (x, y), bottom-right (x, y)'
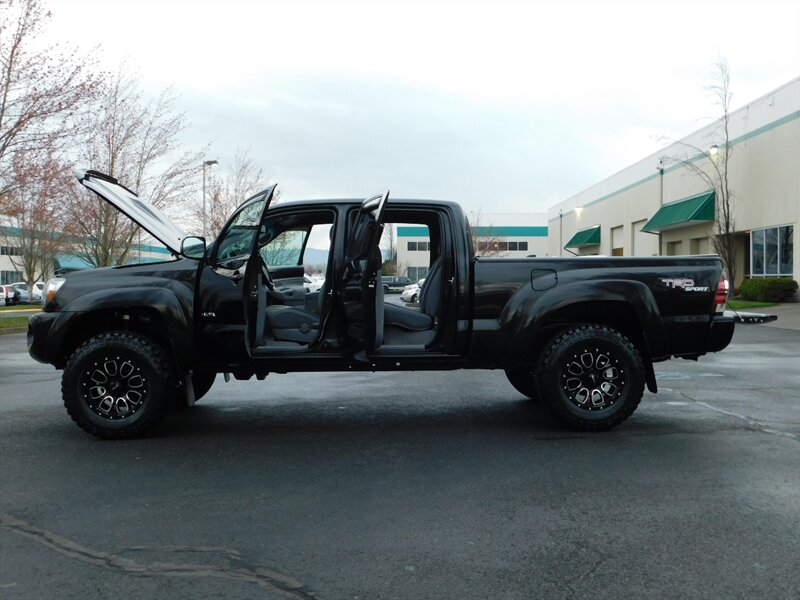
top-left (401, 279), bottom-right (426, 303)
top-left (401, 285), bottom-right (420, 303)
top-left (381, 276), bottom-right (413, 293)
top-left (29, 169), bottom-right (734, 439)
top-left (10, 283), bottom-right (30, 303)
top-left (1, 285), bottom-right (20, 306)
top-left (303, 274), bottom-right (325, 293)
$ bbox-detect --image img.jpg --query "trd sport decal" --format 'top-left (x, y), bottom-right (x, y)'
top-left (659, 278), bottom-right (710, 292)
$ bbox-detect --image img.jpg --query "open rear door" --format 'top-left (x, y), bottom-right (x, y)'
top-left (340, 191), bottom-right (389, 357)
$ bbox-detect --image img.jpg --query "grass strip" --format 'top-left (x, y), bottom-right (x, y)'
top-left (727, 299), bottom-right (778, 310)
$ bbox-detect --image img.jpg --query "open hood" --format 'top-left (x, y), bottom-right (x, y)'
top-left (75, 169), bottom-right (188, 255)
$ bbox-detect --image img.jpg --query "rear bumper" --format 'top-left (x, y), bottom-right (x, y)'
top-left (706, 314), bottom-right (735, 353)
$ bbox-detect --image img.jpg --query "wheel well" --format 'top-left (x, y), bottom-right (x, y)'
top-left (60, 308), bottom-right (174, 366)
top-left (530, 301), bottom-right (652, 363)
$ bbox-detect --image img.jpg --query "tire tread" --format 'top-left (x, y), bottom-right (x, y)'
top-left (535, 324), bottom-right (644, 431)
top-left (62, 331), bottom-right (175, 439)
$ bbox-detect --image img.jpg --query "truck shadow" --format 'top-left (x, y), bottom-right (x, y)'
top-left (158, 393), bottom-right (672, 443)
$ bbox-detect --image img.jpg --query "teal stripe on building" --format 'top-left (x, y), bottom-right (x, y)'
top-left (397, 225), bottom-right (547, 237)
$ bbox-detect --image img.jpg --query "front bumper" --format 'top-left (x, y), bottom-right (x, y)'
top-left (27, 312), bottom-right (58, 365)
top-left (706, 314), bottom-right (735, 353)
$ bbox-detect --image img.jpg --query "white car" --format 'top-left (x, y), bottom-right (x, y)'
top-left (400, 286), bottom-right (419, 303)
top-left (401, 279), bottom-right (425, 303)
top-left (32, 282), bottom-right (44, 302)
top-left (9, 281), bottom-right (44, 303)
top-left (303, 274), bottom-right (325, 293)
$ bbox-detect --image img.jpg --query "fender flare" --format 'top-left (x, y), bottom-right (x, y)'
top-left (503, 279), bottom-right (667, 378)
top-left (47, 287), bottom-right (193, 370)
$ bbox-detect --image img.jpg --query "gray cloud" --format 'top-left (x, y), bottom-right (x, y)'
top-left (177, 72), bottom-right (607, 212)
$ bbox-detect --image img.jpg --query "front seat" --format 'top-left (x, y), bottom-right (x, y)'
top-left (383, 257), bottom-right (443, 331)
top-left (265, 304), bottom-right (320, 344)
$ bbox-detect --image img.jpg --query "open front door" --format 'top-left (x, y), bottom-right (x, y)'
top-left (221, 185), bottom-right (277, 353)
top-left (340, 190), bottom-right (389, 356)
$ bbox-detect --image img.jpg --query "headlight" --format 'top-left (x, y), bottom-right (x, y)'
top-left (43, 277), bottom-right (66, 307)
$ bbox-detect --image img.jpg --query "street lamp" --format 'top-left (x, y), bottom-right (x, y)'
top-left (202, 159), bottom-right (218, 238)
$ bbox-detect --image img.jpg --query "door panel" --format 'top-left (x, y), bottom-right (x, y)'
top-left (340, 191), bottom-right (389, 355)
top-left (270, 265), bottom-right (306, 307)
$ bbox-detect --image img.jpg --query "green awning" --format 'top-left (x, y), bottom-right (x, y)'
top-left (642, 191), bottom-right (715, 233)
top-left (565, 225), bottom-right (601, 249)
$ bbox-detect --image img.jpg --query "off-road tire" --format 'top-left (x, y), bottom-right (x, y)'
top-left (505, 367), bottom-right (538, 400)
top-left (535, 324), bottom-right (644, 430)
top-left (62, 331), bottom-right (176, 439)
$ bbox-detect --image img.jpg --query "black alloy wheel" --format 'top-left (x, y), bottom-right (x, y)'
top-left (63, 331), bottom-right (176, 439)
top-left (535, 324), bottom-right (645, 430)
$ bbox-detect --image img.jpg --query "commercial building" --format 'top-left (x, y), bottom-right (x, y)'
top-left (548, 78), bottom-right (799, 288)
top-left (0, 227), bottom-right (172, 284)
top-left (394, 212), bottom-right (548, 280)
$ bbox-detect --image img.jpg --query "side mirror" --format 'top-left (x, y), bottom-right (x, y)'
top-left (181, 236), bottom-right (206, 259)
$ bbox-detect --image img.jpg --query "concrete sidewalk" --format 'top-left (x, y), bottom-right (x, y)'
top-left (759, 302), bottom-right (800, 331)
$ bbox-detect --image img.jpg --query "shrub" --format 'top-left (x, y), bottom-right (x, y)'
top-left (738, 278), bottom-right (798, 302)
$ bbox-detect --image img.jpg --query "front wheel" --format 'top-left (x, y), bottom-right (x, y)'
top-left (535, 324), bottom-right (645, 430)
top-left (62, 331), bottom-right (176, 439)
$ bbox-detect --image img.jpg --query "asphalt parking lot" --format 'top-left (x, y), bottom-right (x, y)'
top-left (1, 324), bottom-right (798, 599)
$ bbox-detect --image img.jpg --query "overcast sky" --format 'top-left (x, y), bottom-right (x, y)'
top-left (43, 0), bottom-right (800, 213)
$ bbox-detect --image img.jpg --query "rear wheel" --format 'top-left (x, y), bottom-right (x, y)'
top-left (535, 324), bottom-right (644, 430)
top-left (62, 331), bottom-right (176, 439)
top-left (505, 367), bottom-right (538, 400)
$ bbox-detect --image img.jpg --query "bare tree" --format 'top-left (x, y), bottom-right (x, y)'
top-left (469, 210), bottom-right (504, 256)
top-left (200, 148), bottom-right (268, 237)
top-left (0, 150), bottom-right (70, 288)
top-left (380, 224), bottom-right (397, 275)
top-left (0, 0), bottom-right (98, 192)
top-left (63, 67), bottom-right (204, 267)
top-left (665, 58), bottom-right (737, 285)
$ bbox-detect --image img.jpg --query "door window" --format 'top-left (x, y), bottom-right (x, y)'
top-left (260, 229), bottom-right (306, 268)
top-left (215, 195), bottom-right (269, 263)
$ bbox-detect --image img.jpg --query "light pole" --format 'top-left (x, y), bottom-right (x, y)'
top-left (202, 159), bottom-right (218, 238)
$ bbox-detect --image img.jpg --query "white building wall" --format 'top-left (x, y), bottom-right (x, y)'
top-left (548, 78), bottom-right (799, 286)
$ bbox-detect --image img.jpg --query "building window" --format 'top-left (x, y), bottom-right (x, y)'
top-left (407, 266), bottom-right (429, 281)
top-left (518, 241), bottom-right (528, 252)
top-left (1, 246), bottom-right (22, 256)
top-left (666, 241), bottom-right (683, 256)
top-left (1, 270), bottom-right (23, 284)
top-left (508, 241), bottom-right (518, 251)
top-left (751, 225), bottom-right (793, 277)
top-left (611, 225), bottom-right (624, 256)
top-left (407, 241), bottom-right (417, 251)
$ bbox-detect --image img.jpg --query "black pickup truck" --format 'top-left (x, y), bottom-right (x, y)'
top-left (29, 170), bottom-right (735, 438)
